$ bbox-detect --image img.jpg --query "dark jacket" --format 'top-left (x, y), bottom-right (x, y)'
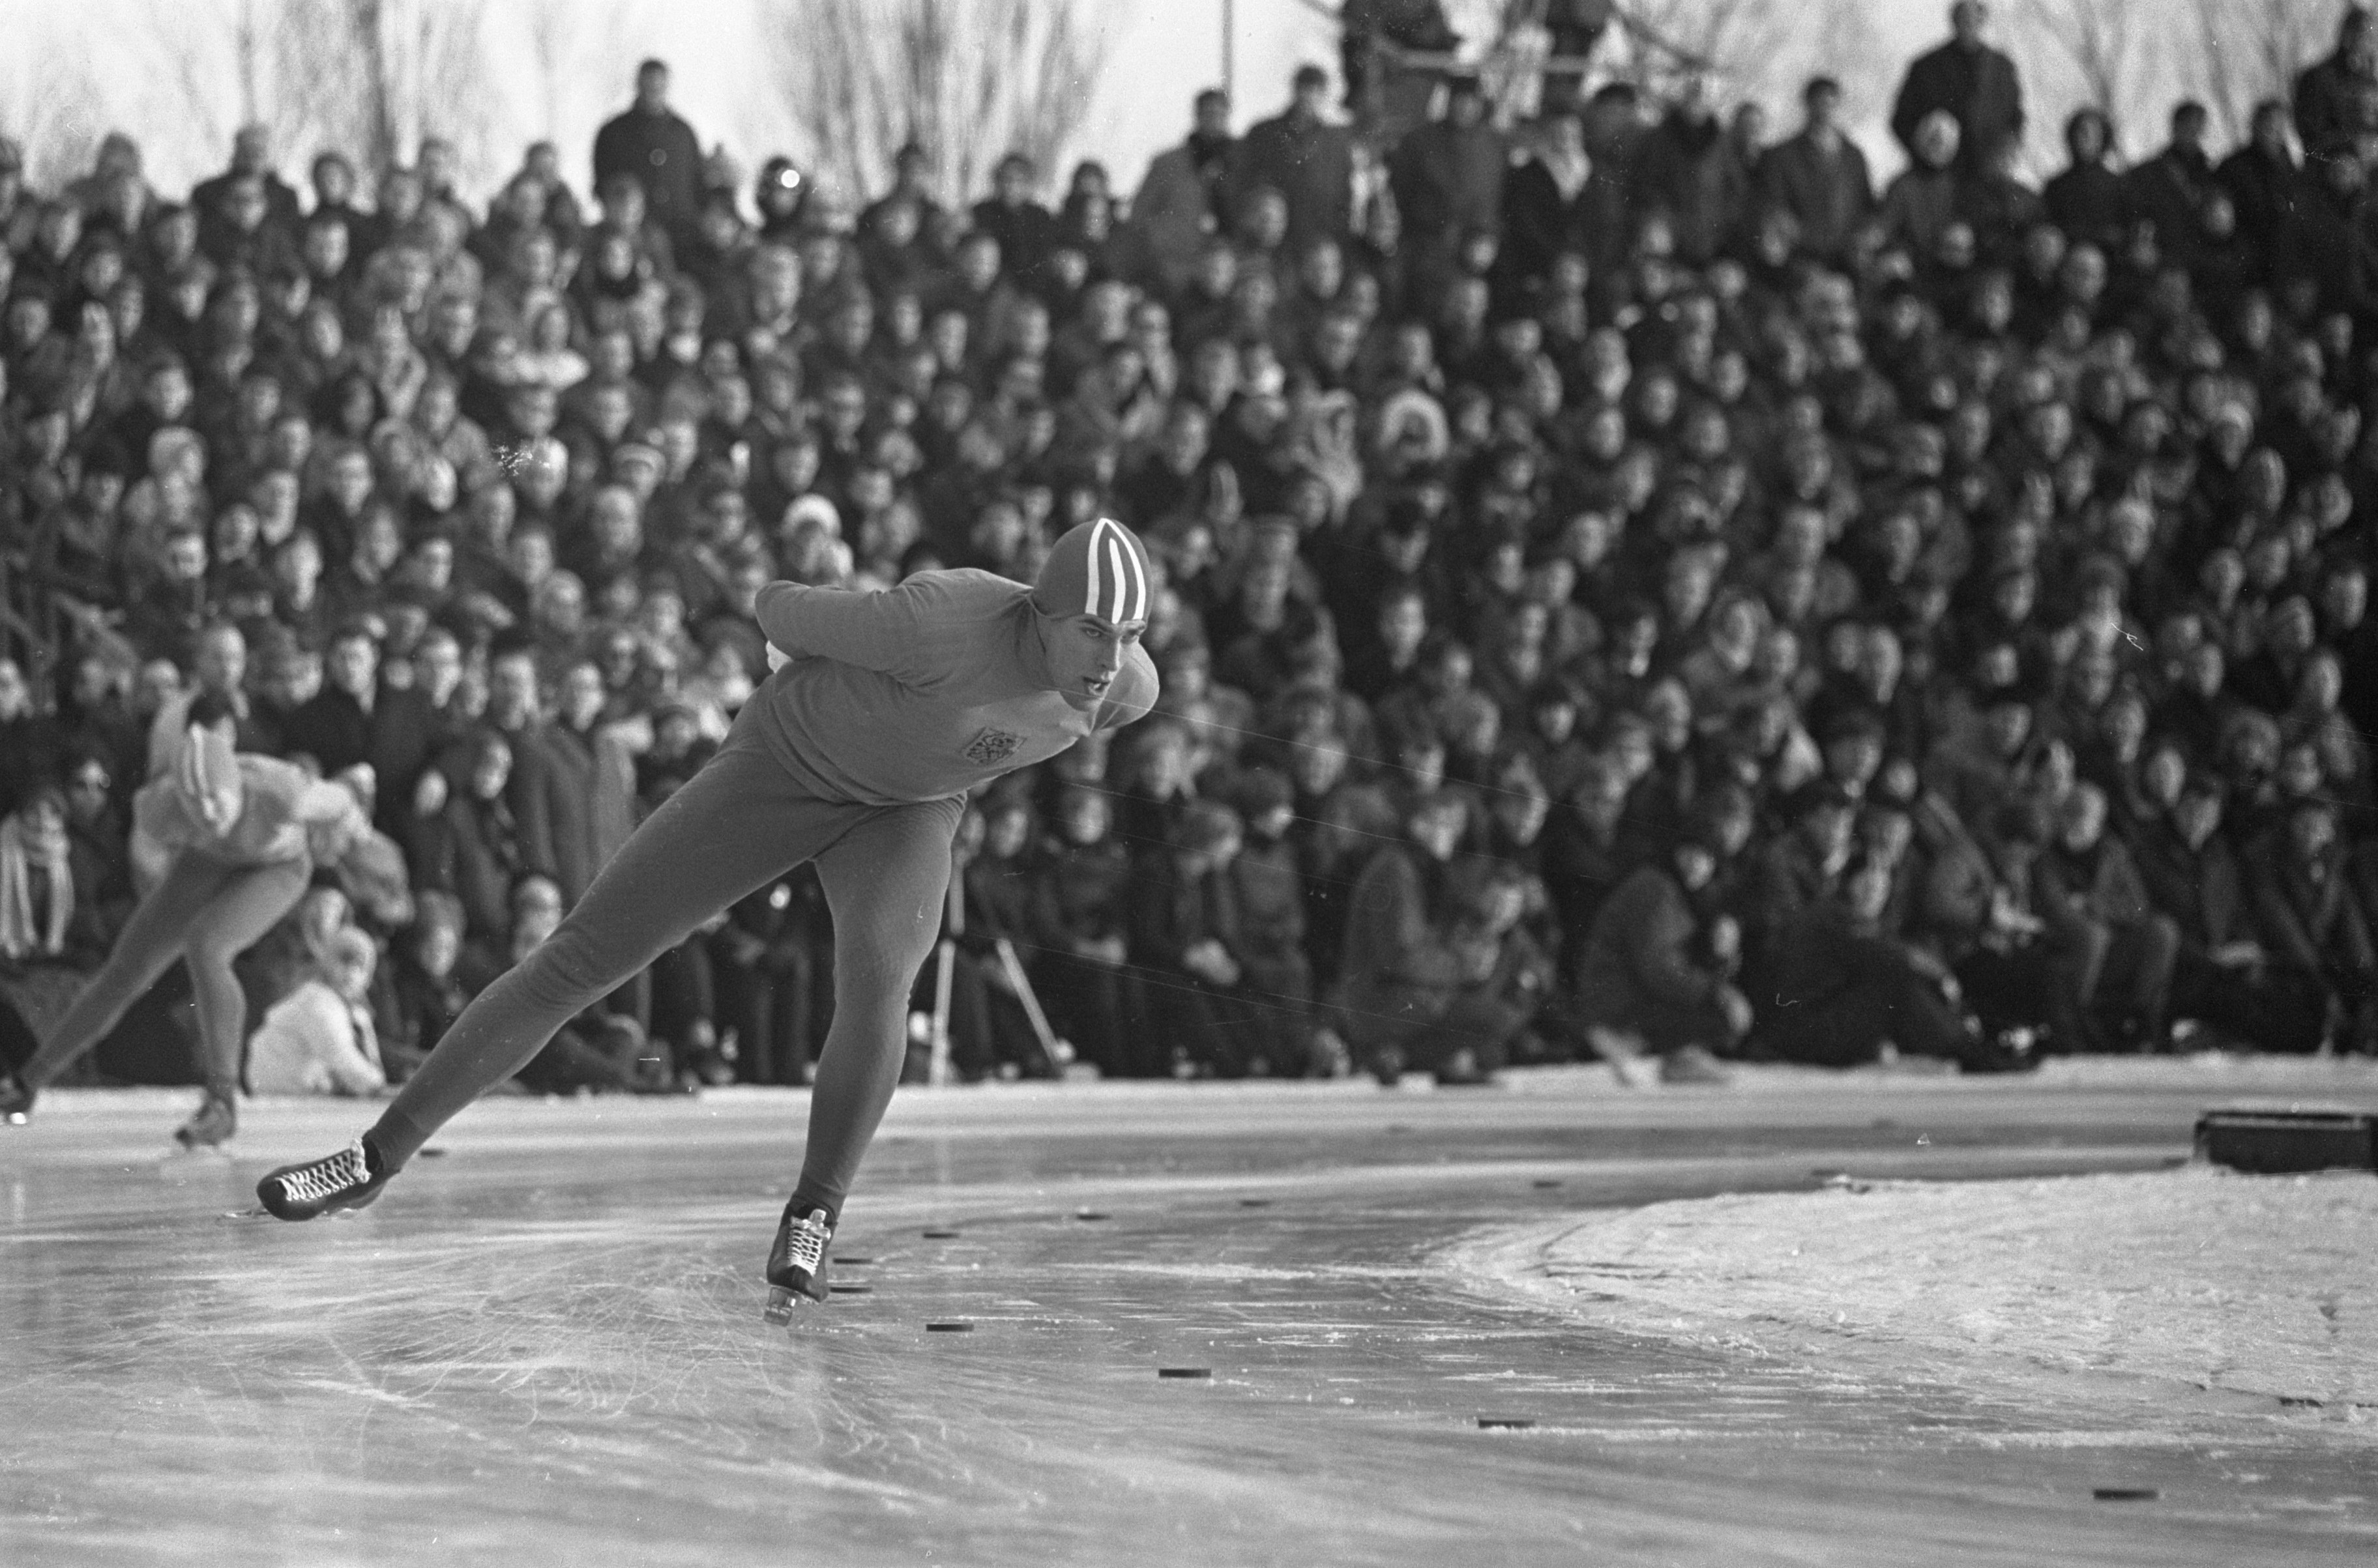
top-left (2043, 154), bottom-right (2130, 244)
top-left (413, 790), bottom-right (524, 945)
top-left (2132, 819), bottom-right (2248, 953)
top-left (1389, 117), bottom-right (1506, 252)
top-left (1031, 837), bottom-right (1134, 950)
top-left (1573, 864), bottom-right (1725, 1023)
top-left (1754, 131), bottom-right (1873, 263)
top-left (1230, 109), bottom-right (1356, 248)
top-left (2295, 51), bottom-right (2378, 159)
top-left (534, 721), bottom-right (604, 906)
top-left (1630, 109), bottom-right (1746, 264)
top-left (1891, 39), bottom-right (2025, 172)
top-left (2251, 847), bottom-right (2377, 980)
top-left (592, 104), bottom-right (705, 242)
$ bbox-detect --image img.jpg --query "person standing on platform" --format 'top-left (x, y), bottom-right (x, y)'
top-left (592, 59), bottom-right (705, 254)
top-left (253, 519), bottom-right (1160, 1328)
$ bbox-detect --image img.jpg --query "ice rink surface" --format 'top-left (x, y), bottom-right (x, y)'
top-left (3, 1062), bottom-right (2374, 1567)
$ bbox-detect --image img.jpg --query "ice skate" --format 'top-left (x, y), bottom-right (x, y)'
top-left (763, 1202), bottom-right (836, 1324)
top-left (1658, 1044), bottom-right (1732, 1086)
top-left (0, 1071), bottom-right (33, 1125)
top-left (1586, 1026), bottom-right (1657, 1089)
top-left (173, 1090), bottom-right (237, 1150)
top-left (256, 1137), bottom-right (392, 1220)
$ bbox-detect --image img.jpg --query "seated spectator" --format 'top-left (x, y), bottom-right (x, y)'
top-left (2035, 782), bottom-right (2180, 1051)
top-left (1028, 782), bottom-right (1143, 1077)
top-left (1756, 852), bottom-right (2027, 1071)
top-left (1567, 803), bottom-right (1747, 1086)
top-left (2250, 800), bottom-right (2375, 1051)
top-left (1130, 799), bottom-right (1269, 1077)
top-left (245, 925), bottom-right (387, 1096)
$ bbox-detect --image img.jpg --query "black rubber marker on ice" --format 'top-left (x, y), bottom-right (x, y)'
top-left (2092, 1487), bottom-right (2158, 1502)
top-left (1157, 1368), bottom-right (1211, 1380)
top-left (922, 1229), bottom-right (961, 1238)
top-left (925, 1321), bottom-right (975, 1333)
top-left (1477, 1417), bottom-right (1536, 1430)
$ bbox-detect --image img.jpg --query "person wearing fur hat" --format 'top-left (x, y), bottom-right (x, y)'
top-left (1, 694), bottom-right (372, 1144)
top-left (254, 517), bottom-right (1161, 1324)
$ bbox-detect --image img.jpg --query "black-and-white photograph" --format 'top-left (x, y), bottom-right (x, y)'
top-left (1, 1), bottom-right (2373, 1562)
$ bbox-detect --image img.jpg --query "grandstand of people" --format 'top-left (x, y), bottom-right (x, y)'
top-left (1, 0), bottom-right (2374, 1110)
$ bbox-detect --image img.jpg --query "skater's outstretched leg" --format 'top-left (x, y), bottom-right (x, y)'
top-left (787, 796), bottom-right (963, 1225)
top-left (14, 854), bottom-right (236, 1096)
top-left (365, 742), bottom-right (856, 1170)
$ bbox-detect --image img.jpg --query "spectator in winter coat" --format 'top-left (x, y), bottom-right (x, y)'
top-left (2042, 108), bottom-right (2130, 255)
top-left (410, 732), bottom-right (525, 955)
top-left (2214, 100), bottom-right (2303, 288)
top-left (386, 890), bottom-right (469, 1083)
top-left (2133, 774), bottom-right (2326, 1052)
top-left (1390, 75), bottom-right (1506, 289)
top-left (1226, 767), bottom-right (1321, 1075)
top-left (591, 61), bottom-right (705, 250)
top-left (1879, 111), bottom-right (1966, 260)
top-left (1131, 800), bottom-right (1266, 1077)
top-left (1754, 78), bottom-right (1874, 267)
top-left (1569, 805), bottom-right (1750, 1084)
top-left (1629, 76), bottom-right (1746, 266)
top-left (2293, 6), bottom-right (2378, 160)
top-left (1757, 853), bottom-right (2021, 1070)
top-left (245, 925), bottom-right (386, 1096)
top-left (1029, 783), bottom-right (1142, 1077)
top-left (2127, 102), bottom-right (2219, 272)
top-left (2250, 799), bottom-right (2375, 1048)
top-left (1500, 108), bottom-right (1594, 289)
top-left (1231, 65), bottom-right (1357, 251)
top-left (1124, 90), bottom-right (1238, 293)
top-left (2034, 781), bottom-right (2179, 1051)
top-left (1890, 1), bottom-right (2026, 177)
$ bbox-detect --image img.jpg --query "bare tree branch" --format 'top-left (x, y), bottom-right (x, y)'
top-left (759, 0), bottom-right (1111, 208)
top-left (2184, 0), bottom-right (2333, 143)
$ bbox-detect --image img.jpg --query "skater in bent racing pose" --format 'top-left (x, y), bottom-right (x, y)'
top-left (255, 518), bottom-right (1159, 1320)
top-left (1, 697), bottom-right (375, 1147)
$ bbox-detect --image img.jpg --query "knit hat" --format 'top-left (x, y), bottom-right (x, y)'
top-left (1033, 517), bottom-right (1151, 624)
top-left (173, 714), bottom-right (242, 836)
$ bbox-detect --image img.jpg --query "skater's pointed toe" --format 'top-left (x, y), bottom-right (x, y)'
top-left (257, 1137), bottom-right (391, 1221)
top-left (0, 1072), bottom-right (33, 1125)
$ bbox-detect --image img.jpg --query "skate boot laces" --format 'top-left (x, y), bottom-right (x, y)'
top-left (276, 1139), bottom-right (372, 1207)
top-left (781, 1210), bottom-right (830, 1273)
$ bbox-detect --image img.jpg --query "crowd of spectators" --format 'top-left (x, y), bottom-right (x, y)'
top-left (3, 1), bottom-right (2378, 1100)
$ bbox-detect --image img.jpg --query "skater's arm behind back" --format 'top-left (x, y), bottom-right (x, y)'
top-left (754, 572), bottom-right (1003, 688)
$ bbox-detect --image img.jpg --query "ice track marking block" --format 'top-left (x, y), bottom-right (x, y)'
top-left (764, 1288), bottom-right (804, 1325)
top-left (2195, 1108), bottom-right (2377, 1174)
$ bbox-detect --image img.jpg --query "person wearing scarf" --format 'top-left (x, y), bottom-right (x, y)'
top-left (0, 787), bottom-right (73, 963)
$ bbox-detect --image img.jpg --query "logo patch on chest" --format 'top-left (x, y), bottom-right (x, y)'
top-left (963, 727), bottom-right (1025, 766)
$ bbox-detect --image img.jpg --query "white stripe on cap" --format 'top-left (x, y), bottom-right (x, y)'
top-left (1084, 517), bottom-right (1145, 623)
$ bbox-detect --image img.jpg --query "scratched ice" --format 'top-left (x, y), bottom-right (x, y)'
top-left (3, 1062), bottom-right (2375, 1567)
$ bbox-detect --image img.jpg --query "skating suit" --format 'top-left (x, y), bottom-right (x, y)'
top-left (131, 755), bottom-right (368, 868)
top-left (750, 568), bottom-right (1158, 804)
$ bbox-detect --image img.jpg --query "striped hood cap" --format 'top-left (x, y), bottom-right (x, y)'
top-left (1033, 517), bottom-right (1151, 625)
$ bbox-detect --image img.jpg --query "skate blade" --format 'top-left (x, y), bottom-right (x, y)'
top-left (763, 1286), bottom-right (808, 1325)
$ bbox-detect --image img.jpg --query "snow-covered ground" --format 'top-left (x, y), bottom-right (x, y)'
top-left (1451, 1165), bottom-right (2378, 1423)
